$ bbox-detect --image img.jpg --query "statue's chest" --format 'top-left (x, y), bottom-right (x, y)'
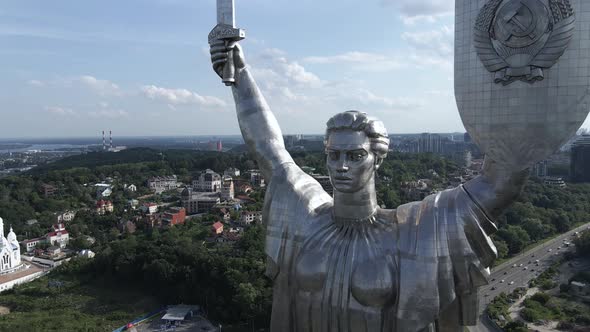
top-left (293, 219), bottom-right (399, 309)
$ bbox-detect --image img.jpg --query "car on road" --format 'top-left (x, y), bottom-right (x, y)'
top-left (504, 271), bottom-right (508, 275)
top-left (548, 249), bottom-right (552, 252)
top-left (491, 278), bottom-right (496, 282)
top-left (524, 267), bottom-right (528, 270)
top-left (509, 281), bottom-right (515, 285)
top-left (491, 286), bottom-right (496, 290)
top-left (513, 264), bottom-right (517, 268)
top-left (519, 263), bottom-right (524, 267)
top-left (501, 280), bottom-right (505, 283)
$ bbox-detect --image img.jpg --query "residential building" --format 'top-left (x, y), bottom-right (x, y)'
top-left (22, 238), bottom-right (43, 253)
top-left (162, 207), bottom-right (187, 227)
top-left (239, 211), bottom-right (262, 226)
top-left (221, 176), bottom-right (235, 201)
top-left (147, 175), bottom-right (178, 194)
top-left (224, 167), bottom-right (240, 178)
top-left (193, 169), bottom-right (221, 192)
top-left (531, 160), bottom-right (548, 178)
top-left (212, 222), bottom-right (224, 235)
top-left (46, 223), bottom-right (69, 248)
top-left (40, 183), bottom-right (57, 198)
top-left (544, 177), bottom-right (566, 188)
top-left (95, 183), bottom-right (112, 198)
top-left (124, 184), bottom-right (137, 192)
top-left (141, 203), bottom-right (158, 215)
top-left (571, 135), bottom-right (590, 183)
top-left (128, 199), bottom-right (139, 210)
top-left (0, 217), bottom-right (22, 274)
top-left (249, 170), bottom-right (265, 187)
top-left (118, 220), bottom-right (137, 234)
top-left (181, 188), bottom-right (220, 214)
top-left (96, 200), bottom-right (114, 215)
top-left (56, 210), bottom-right (76, 223)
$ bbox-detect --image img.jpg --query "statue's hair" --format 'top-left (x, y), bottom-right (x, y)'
top-left (325, 111), bottom-right (390, 159)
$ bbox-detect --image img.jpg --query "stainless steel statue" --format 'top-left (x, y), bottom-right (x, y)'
top-left (208, 0), bottom-right (590, 331)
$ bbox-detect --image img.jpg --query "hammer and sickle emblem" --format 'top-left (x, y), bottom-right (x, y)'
top-left (502, 1), bottom-right (537, 41)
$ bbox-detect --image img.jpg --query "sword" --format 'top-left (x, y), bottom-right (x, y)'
top-left (208, 0), bottom-right (246, 86)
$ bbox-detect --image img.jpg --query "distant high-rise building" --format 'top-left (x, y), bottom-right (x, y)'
top-left (571, 135), bottom-right (590, 183)
top-left (531, 160), bottom-right (548, 178)
top-left (464, 132), bottom-right (472, 143)
top-left (419, 133), bottom-right (443, 154)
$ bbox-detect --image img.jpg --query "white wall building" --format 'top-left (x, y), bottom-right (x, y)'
top-left (0, 217), bottom-right (22, 274)
top-left (221, 176), bottom-right (235, 201)
top-left (46, 223), bottom-right (69, 249)
top-left (224, 168), bottom-right (241, 177)
top-left (57, 210), bottom-right (76, 223)
top-left (193, 169), bottom-right (222, 192)
top-left (147, 176), bottom-right (178, 194)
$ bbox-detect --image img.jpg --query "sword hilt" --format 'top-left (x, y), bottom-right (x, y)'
top-left (223, 41), bottom-right (236, 86)
top-left (209, 23), bottom-right (246, 86)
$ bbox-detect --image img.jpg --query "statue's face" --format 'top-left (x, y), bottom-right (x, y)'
top-left (325, 130), bottom-right (376, 193)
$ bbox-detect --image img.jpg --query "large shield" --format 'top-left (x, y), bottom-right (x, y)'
top-left (455, 0), bottom-right (590, 169)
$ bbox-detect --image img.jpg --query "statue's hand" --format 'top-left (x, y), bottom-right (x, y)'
top-left (210, 40), bottom-right (246, 80)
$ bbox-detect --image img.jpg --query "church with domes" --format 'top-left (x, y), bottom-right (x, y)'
top-left (0, 217), bottom-right (22, 274)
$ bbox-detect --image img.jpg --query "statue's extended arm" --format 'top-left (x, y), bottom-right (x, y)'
top-left (211, 41), bottom-right (293, 181)
top-left (463, 159), bottom-right (529, 221)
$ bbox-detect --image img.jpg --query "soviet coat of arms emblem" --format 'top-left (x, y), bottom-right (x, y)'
top-left (474, 0), bottom-right (575, 85)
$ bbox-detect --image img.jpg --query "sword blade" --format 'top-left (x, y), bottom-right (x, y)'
top-left (217, 0), bottom-right (235, 27)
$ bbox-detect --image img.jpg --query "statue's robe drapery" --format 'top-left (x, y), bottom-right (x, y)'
top-left (263, 162), bottom-right (497, 332)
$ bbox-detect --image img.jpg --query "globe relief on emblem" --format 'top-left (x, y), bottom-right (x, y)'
top-left (474, 0), bottom-right (575, 85)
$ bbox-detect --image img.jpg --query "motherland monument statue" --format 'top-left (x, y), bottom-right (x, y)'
top-left (209, 0), bottom-right (590, 330)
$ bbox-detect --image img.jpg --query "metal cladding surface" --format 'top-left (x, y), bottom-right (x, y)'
top-left (209, 7), bottom-right (534, 330)
top-left (455, 0), bottom-right (590, 170)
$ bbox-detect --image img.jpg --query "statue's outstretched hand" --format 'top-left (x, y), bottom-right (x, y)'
top-left (210, 40), bottom-right (246, 80)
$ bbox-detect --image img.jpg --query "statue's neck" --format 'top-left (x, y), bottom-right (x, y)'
top-left (333, 176), bottom-right (379, 221)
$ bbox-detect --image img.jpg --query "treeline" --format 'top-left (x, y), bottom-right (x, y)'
top-left (90, 222), bottom-right (272, 326)
top-left (493, 179), bottom-right (590, 259)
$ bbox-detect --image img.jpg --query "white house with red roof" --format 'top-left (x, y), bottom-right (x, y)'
top-left (212, 222), bottom-right (224, 235)
top-left (46, 223), bottom-right (69, 249)
top-left (96, 200), bottom-right (114, 215)
top-left (21, 223), bottom-right (70, 253)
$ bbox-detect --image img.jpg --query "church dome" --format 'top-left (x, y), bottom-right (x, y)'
top-left (181, 187), bottom-right (192, 197)
top-left (7, 227), bottom-right (17, 243)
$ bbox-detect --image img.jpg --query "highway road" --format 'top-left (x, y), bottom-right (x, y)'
top-left (468, 222), bottom-right (590, 332)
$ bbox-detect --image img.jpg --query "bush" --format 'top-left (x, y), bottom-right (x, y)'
top-left (521, 308), bottom-right (543, 322)
top-left (530, 292), bottom-right (550, 305)
top-left (504, 321), bottom-right (529, 332)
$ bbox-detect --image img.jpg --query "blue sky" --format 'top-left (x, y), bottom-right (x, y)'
top-left (1, 0), bottom-right (588, 138)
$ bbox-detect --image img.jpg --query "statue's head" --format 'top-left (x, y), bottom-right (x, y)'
top-left (324, 111), bottom-right (389, 193)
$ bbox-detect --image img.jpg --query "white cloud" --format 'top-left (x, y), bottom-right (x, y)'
top-left (381, 0), bottom-right (454, 25)
top-left (89, 109), bottom-right (129, 119)
top-left (402, 25), bottom-right (453, 58)
top-left (255, 49), bottom-right (323, 88)
top-left (326, 88), bottom-right (425, 111)
top-left (28, 80), bottom-right (45, 87)
top-left (141, 85), bottom-right (227, 108)
top-left (45, 106), bottom-right (76, 116)
top-left (77, 75), bottom-right (121, 96)
top-left (303, 51), bottom-right (404, 72)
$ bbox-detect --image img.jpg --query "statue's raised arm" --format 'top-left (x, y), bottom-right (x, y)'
top-left (210, 40), bottom-right (293, 181)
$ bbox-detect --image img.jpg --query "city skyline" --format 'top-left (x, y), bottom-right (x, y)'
top-left (1, 0), bottom-right (589, 138)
